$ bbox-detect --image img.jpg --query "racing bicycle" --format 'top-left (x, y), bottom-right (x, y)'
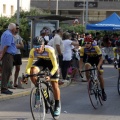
top-left (22, 69), bottom-right (61, 120)
top-left (80, 65), bottom-right (103, 109)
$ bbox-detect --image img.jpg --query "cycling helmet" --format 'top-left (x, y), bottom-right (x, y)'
top-left (84, 37), bottom-right (93, 42)
top-left (33, 36), bottom-right (44, 46)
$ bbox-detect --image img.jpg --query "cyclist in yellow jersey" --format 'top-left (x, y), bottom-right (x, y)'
top-left (113, 40), bottom-right (120, 70)
top-left (79, 37), bottom-right (107, 101)
top-left (24, 36), bottom-right (61, 119)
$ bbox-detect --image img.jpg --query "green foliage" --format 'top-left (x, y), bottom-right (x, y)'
top-left (0, 8), bottom-right (51, 57)
top-left (60, 23), bottom-right (85, 34)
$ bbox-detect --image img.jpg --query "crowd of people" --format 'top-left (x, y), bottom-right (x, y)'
top-left (1, 23), bottom-right (120, 119)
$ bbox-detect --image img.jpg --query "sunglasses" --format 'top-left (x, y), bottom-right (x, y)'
top-left (33, 45), bottom-right (41, 48)
top-left (84, 42), bottom-right (91, 44)
top-left (16, 28), bottom-right (19, 29)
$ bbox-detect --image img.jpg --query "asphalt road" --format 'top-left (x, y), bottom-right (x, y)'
top-left (0, 64), bottom-right (120, 120)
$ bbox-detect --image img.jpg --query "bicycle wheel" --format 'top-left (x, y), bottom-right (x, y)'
top-left (88, 80), bottom-right (99, 109)
top-left (30, 87), bottom-right (45, 120)
top-left (48, 87), bottom-right (61, 119)
top-left (117, 75), bottom-right (120, 95)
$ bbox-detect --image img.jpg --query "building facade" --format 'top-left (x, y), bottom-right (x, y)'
top-left (0, 0), bottom-right (30, 17)
top-left (31, 0), bottom-right (120, 25)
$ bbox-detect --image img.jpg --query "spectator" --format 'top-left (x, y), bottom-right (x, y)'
top-left (62, 32), bottom-right (79, 82)
top-left (48, 30), bottom-right (57, 47)
top-left (0, 23), bottom-right (17, 94)
top-left (50, 28), bottom-right (64, 85)
top-left (78, 34), bottom-right (84, 47)
top-left (53, 29), bottom-right (64, 68)
top-left (13, 24), bottom-right (24, 88)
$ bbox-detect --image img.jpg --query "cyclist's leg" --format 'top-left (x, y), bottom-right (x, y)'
top-left (29, 59), bottom-right (44, 85)
top-left (97, 66), bottom-right (107, 101)
top-left (85, 63), bottom-right (92, 81)
top-left (50, 71), bottom-right (61, 117)
top-left (30, 66), bottom-right (40, 85)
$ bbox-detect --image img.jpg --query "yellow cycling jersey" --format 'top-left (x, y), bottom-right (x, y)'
top-left (113, 47), bottom-right (120, 58)
top-left (80, 45), bottom-right (102, 58)
top-left (25, 45), bottom-right (58, 76)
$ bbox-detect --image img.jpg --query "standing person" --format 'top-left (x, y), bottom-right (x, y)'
top-left (0, 23), bottom-right (17, 94)
top-left (62, 32), bottom-right (79, 82)
top-left (54, 29), bottom-right (64, 68)
top-left (53, 29), bottom-right (64, 85)
top-left (13, 24), bottom-right (24, 87)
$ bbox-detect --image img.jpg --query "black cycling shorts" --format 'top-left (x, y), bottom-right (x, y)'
top-left (86, 57), bottom-right (103, 71)
top-left (33, 58), bottom-right (59, 79)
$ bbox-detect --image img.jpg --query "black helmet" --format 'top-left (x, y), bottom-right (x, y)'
top-left (33, 36), bottom-right (44, 46)
top-left (116, 40), bottom-right (120, 47)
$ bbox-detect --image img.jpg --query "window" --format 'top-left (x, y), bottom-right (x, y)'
top-left (11, 6), bottom-right (14, 15)
top-left (3, 4), bottom-right (6, 14)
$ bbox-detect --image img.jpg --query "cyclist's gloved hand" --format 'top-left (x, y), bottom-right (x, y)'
top-left (21, 74), bottom-right (28, 84)
top-left (45, 76), bottom-right (51, 81)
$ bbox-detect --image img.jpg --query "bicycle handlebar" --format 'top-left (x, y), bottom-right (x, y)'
top-left (22, 68), bottom-right (50, 84)
top-left (79, 68), bottom-right (97, 78)
top-left (81, 68), bottom-right (96, 73)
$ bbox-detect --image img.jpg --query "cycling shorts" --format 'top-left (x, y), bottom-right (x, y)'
top-left (85, 57), bottom-right (103, 73)
top-left (33, 58), bottom-right (59, 79)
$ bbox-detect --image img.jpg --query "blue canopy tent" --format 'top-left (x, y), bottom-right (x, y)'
top-left (86, 13), bottom-right (120, 30)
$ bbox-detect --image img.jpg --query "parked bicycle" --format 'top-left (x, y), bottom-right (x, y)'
top-left (22, 68), bottom-right (61, 120)
top-left (80, 65), bottom-right (103, 109)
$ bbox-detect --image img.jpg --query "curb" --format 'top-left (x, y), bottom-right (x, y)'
top-left (0, 82), bottom-right (71, 101)
top-left (0, 90), bottom-right (31, 101)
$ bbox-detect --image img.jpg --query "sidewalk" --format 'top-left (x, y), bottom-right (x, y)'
top-left (0, 82), bottom-right (70, 101)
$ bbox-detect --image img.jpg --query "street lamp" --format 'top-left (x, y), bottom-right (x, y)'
top-left (56, 0), bottom-right (58, 15)
top-left (85, 0), bottom-right (88, 32)
top-left (83, 0), bottom-right (85, 26)
top-left (17, 0), bottom-right (20, 25)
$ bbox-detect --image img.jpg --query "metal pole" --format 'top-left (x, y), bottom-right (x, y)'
top-left (30, 20), bottom-right (34, 49)
top-left (85, 0), bottom-right (88, 32)
top-left (83, 0), bottom-right (85, 26)
top-left (48, 0), bottom-right (51, 13)
top-left (17, 0), bottom-right (20, 25)
top-left (56, 0), bottom-right (58, 15)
